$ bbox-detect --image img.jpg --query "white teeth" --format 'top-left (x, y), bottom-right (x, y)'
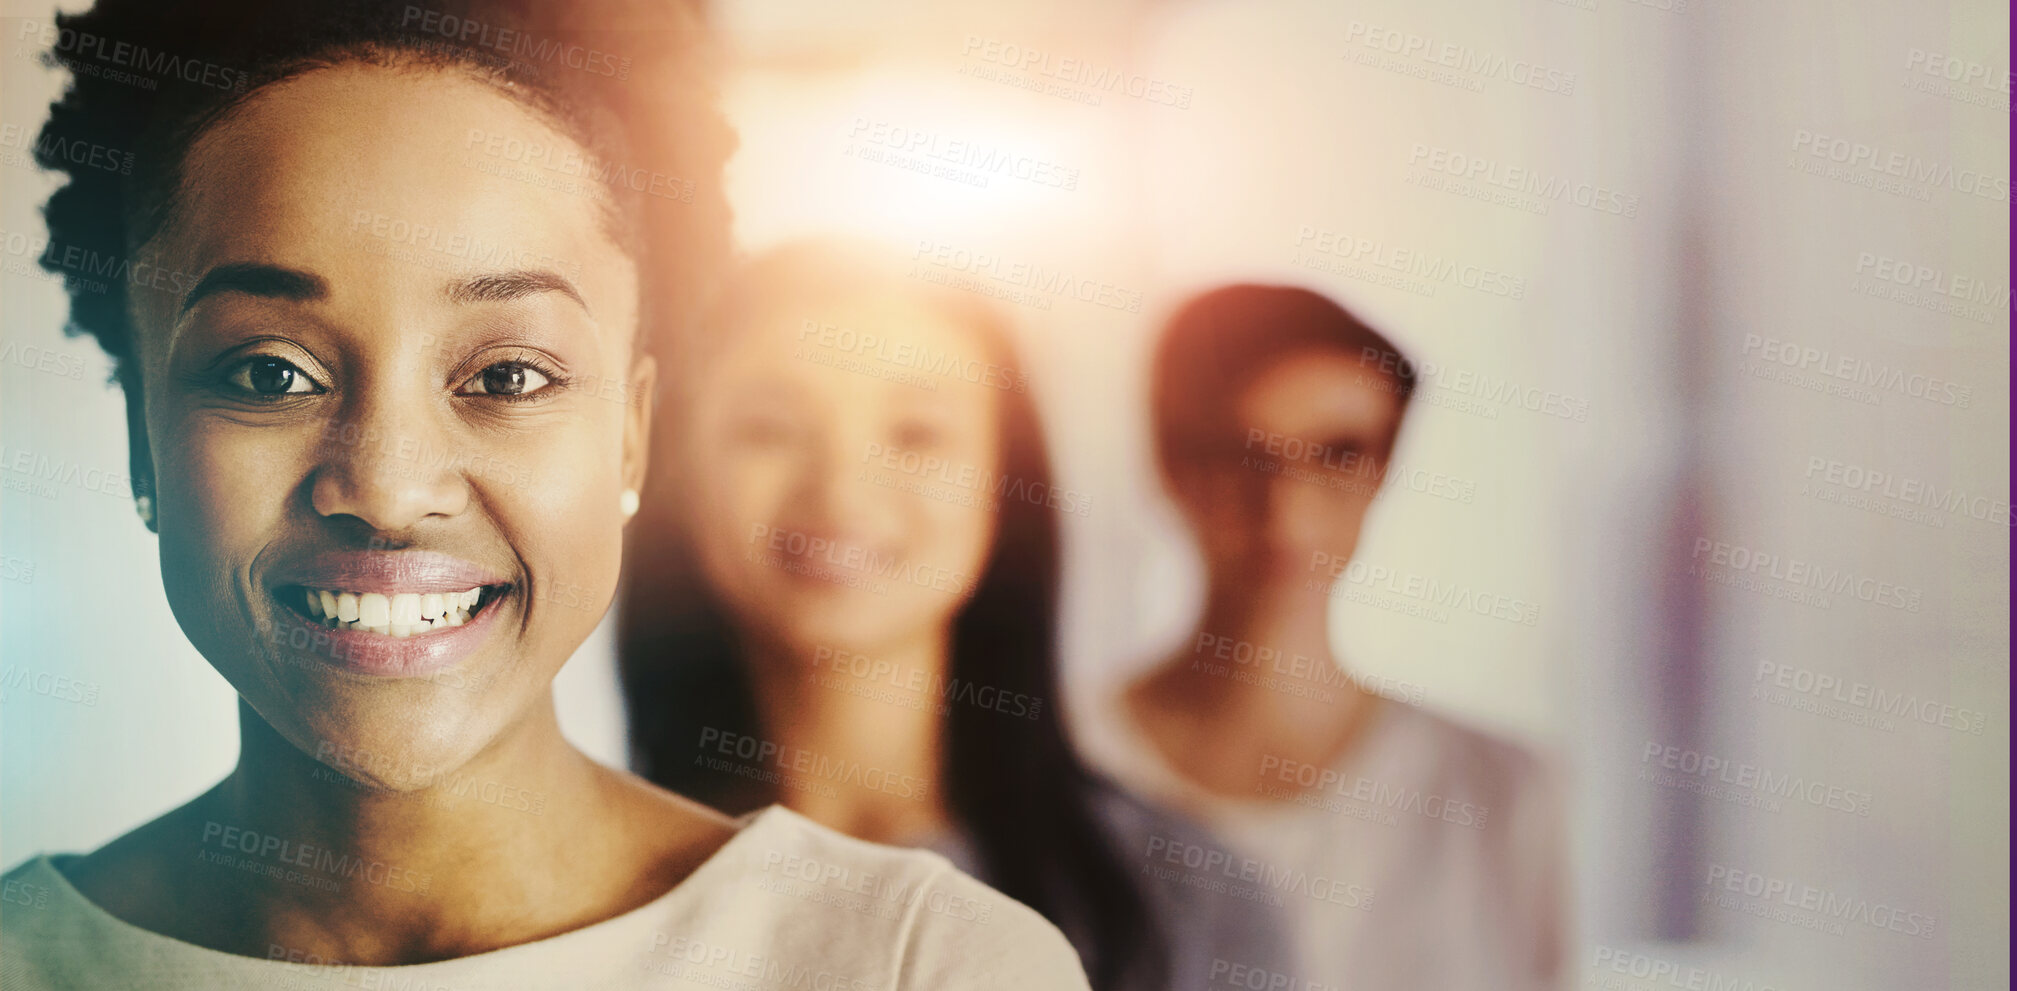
top-left (390, 593), bottom-right (422, 626)
top-left (295, 585), bottom-right (488, 635)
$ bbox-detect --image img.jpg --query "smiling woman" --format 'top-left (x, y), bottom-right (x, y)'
top-left (0, 1), bottom-right (1090, 989)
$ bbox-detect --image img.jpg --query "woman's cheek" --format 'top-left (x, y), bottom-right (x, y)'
top-left (923, 499), bottom-right (993, 587)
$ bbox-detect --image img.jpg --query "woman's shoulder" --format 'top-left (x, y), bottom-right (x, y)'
top-left (705, 806), bottom-right (1092, 990)
top-left (1, 852), bottom-right (159, 988)
top-left (1, 854), bottom-right (70, 923)
top-left (1365, 700), bottom-right (1559, 802)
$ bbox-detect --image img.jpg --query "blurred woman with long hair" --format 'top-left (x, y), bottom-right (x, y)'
top-left (619, 243), bottom-right (1285, 991)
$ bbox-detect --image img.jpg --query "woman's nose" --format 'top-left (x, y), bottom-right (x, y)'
top-left (309, 405), bottom-right (471, 532)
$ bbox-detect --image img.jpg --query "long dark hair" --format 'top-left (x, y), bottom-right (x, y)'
top-left (617, 243), bottom-right (1162, 990)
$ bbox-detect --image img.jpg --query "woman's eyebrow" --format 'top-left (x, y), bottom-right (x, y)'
top-left (446, 270), bottom-right (590, 315)
top-left (178, 263), bottom-right (328, 315)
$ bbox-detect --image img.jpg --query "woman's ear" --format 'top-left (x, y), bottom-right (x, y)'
top-left (621, 353), bottom-right (659, 515)
top-left (121, 366), bottom-right (157, 533)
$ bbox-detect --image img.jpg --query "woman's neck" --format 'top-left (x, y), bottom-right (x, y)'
top-left (1130, 585), bottom-right (1382, 799)
top-left (743, 631), bottom-right (951, 844)
top-left (69, 694), bottom-right (734, 965)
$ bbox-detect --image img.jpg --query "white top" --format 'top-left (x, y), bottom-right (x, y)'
top-left (1075, 687), bottom-right (1568, 991)
top-left (0, 804), bottom-right (1090, 991)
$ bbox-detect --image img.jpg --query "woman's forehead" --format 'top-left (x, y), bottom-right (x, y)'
top-left (148, 63), bottom-right (634, 327)
top-left (1238, 350), bottom-right (1401, 432)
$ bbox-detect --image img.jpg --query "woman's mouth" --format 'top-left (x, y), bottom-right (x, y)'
top-left (278, 584), bottom-right (510, 638)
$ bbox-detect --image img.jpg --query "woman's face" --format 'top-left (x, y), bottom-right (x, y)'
top-left (683, 292), bottom-right (1003, 659)
top-left (127, 65), bottom-right (652, 788)
top-left (1176, 350), bottom-right (1403, 596)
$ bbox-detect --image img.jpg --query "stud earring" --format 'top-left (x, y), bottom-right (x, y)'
top-left (620, 488), bottom-right (640, 518)
top-left (134, 494), bottom-right (155, 530)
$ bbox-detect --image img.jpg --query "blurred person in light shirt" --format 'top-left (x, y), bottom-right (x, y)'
top-left (1075, 284), bottom-right (1568, 991)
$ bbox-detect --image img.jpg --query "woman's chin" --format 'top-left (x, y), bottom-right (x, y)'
top-left (259, 698), bottom-right (491, 788)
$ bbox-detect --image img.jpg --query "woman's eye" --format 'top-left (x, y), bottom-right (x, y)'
top-left (225, 356), bottom-right (319, 398)
top-left (460, 361), bottom-right (552, 397)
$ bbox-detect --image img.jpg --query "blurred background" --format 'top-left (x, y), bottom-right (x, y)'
top-left (1, 0), bottom-right (2006, 987)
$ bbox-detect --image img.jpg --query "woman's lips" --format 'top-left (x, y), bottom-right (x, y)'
top-left (263, 551), bottom-right (515, 678)
top-left (266, 584), bottom-right (510, 678)
top-left (269, 549), bottom-right (510, 594)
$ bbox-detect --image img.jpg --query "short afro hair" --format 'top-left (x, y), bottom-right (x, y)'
top-left (31, 0), bottom-right (735, 391)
